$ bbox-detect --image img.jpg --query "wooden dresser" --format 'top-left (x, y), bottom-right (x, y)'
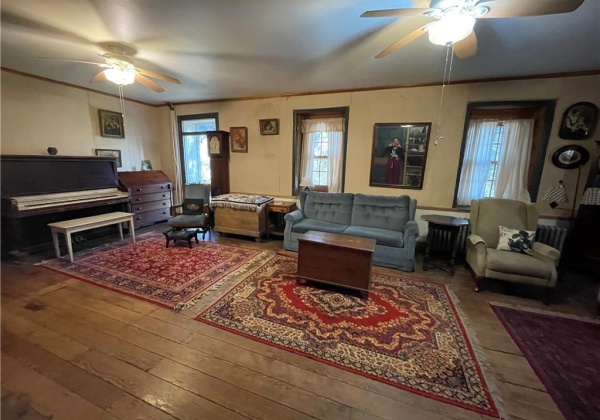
top-left (118, 170), bottom-right (173, 228)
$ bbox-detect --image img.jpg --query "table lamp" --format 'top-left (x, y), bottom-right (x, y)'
top-left (299, 178), bottom-right (314, 191)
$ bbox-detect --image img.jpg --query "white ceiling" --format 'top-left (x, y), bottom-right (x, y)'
top-left (2, 0), bottom-right (599, 105)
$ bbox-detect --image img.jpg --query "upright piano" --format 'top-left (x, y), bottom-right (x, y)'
top-left (1, 155), bottom-right (130, 258)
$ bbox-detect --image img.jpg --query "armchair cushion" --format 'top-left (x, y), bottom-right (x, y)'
top-left (182, 198), bottom-right (205, 215)
top-left (497, 226), bottom-right (535, 255)
top-left (487, 248), bottom-right (554, 279)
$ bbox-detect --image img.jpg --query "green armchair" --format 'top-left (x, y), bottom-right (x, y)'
top-left (466, 198), bottom-right (560, 304)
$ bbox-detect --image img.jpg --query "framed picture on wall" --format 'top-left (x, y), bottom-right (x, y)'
top-left (98, 109), bottom-right (124, 138)
top-left (230, 126), bottom-right (248, 153)
top-left (259, 118), bottom-right (279, 135)
top-left (95, 148), bottom-right (122, 167)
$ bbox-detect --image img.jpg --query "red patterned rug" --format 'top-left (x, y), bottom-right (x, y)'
top-left (42, 233), bottom-right (266, 310)
top-left (195, 253), bottom-right (500, 417)
top-left (492, 303), bottom-right (600, 420)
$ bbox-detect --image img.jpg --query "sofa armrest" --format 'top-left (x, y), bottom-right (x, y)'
top-left (403, 220), bottom-right (419, 239)
top-left (284, 209), bottom-right (304, 223)
top-left (532, 242), bottom-right (560, 267)
top-left (467, 234), bottom-right (486, 247)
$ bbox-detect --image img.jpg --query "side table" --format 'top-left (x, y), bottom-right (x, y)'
top-left (421, 214), bottom-right (470, 276)
top-left (267, 202), bottom-right (297, 238)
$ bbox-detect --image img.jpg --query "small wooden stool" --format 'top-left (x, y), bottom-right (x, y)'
top-left (163, 229), bottom-right (200, 248)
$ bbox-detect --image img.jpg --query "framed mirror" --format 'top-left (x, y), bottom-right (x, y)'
top-left (369, 122), bottom-right (431, 189)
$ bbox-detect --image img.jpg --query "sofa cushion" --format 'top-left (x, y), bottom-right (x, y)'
top-left (344, 226), bottom-right (404, 247)
top-left (350, 194), bottom-right (411, 231)
top-left (291, 219), bottom-right (349, 234)
top-left (303, 192), bottom-right (354, 225)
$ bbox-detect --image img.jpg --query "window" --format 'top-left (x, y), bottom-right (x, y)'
top-left (483, 122), bottom-right (504, 198)
top-left (178, 114), bottom-right (217, 184)
top-left (454, 101), bottom-right (556, 207)
top-left (293, 108), bottom-right (349, 193)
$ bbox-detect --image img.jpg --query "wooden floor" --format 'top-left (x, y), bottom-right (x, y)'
top-left (2, 225), bottom-right (598, 420)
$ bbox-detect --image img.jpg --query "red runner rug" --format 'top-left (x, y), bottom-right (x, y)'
top-left (492, 303), bottom-right (600, 420)
top-left (196, 253), bottom-right (500, 417)
top-left (42, 233), bottom-right (265, 310)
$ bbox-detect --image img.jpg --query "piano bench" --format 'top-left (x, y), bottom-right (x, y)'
top-left (47, 212), bottom-right (136, 262)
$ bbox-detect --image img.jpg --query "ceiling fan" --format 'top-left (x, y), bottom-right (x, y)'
top-left (361, 0), bottom-right (584, 59)
top-left (40, 43), bottom-right (181, 93)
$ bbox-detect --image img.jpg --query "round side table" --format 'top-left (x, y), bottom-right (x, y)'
top-left (421, 214), bottom-right (470, 276)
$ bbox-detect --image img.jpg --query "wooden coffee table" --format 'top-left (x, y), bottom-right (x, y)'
top-left (297, 231), bottom-right (376, 293)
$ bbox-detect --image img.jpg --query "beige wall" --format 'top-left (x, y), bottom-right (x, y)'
top-left (2, 70), bottom-right (599, 219)
top-left (1, 70), bottom-right (164, 172)
top-left (174, 74), bottom-right (599, 218)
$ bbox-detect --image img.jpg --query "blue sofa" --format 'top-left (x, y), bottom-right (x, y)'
top-left (284, 192), bottom-right (418, 271)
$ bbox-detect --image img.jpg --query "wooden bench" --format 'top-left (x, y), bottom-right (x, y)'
top-left (48, 212), bottom-right (136, 262)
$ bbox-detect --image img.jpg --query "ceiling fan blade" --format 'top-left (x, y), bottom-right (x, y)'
top-left (375, 26), bottom-right (427, 58)
top-left (39, 57), bottom-right (106, 67)
top-left (453, 32), bottom-right (478, 59)
top-left (90, 70), bottom-right (107, 83)
top-left (361, 8), bottom-right (427, 18)
top-left (136, 67), bottom-right (181, 84)
top-left (478, 0), bottom-right (584, 18)
top-left (134, 74), bottom-right (165, 93)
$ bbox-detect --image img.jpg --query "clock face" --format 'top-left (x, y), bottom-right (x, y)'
top-left (209, 135), bottom-right (220, 154)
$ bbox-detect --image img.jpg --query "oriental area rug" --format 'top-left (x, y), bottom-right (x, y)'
top-left (492, 303), bottom-right (600, 420)
top-left (196, 253), bottom-right (500, 417)
top-left (41, 233), bottom-right (268, 310)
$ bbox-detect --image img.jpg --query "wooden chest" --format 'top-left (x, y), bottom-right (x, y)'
top-left (118, 170), bottom-right (173, 228)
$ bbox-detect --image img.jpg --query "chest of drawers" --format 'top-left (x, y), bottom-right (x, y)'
top-left (118, 170), bottom-right (173, 228)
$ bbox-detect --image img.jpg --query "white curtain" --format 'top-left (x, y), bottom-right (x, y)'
top-left (495, 119), bottom-right (533, 203)
top-left (301, 118), bottom-right (345, 193)
top-left (169, 106), bottom-right (183, 205)
top-left (456, 120), bottom-right (497, 206)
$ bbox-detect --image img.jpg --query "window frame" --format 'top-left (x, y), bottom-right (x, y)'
top-left (177, 113), bottom-right (219, 185)
top-left (453, 100), bottom-right (556, 207)
top-left (292, 107), bottom-right (350, 194)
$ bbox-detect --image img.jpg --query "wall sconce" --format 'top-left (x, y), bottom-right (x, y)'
top-left (299, 178), bottom-right (314, 191)
top-left (543, 180), bottom-right (568, 209)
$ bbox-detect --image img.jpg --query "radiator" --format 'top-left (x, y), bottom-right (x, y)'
top-left (427, 224), bottom-right (471, 256)
top-left (426, 224), bottom-right (567, 256)
top-left (535, 225), bottom-right (568, 254)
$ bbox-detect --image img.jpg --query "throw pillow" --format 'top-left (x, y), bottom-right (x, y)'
top-left (497, 226), bottom-right (535, 255)
top-left (182, 198), bottom-right (204, 215)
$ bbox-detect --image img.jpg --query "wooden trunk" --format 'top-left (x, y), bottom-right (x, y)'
top-left (213, 207), bottom-right (266, 241)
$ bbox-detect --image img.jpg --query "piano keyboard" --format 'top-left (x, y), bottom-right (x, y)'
top-left (11, 188), bottom-right (130, 211)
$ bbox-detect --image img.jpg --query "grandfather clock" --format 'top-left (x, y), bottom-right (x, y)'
top-left (206, 130), bottom-right (230, 195)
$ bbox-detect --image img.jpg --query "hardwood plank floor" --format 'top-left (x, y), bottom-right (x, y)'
top-left (2, 225), bottom-right (598, 420)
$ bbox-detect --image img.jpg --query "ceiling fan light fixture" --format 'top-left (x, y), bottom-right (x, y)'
top-left (105, 66), bottom-right (136, 86)
top-left (427, 12), bottom-right (476, 46)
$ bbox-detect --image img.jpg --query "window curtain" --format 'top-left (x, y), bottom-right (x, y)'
top-left (495, 119), bottom-right (534, 203)
top-left (456, 120), bottom-right (497, 206)
top-left (169, 106), bottom-right (183, 205)
top-left (300, 118), bottom-right (345, 193)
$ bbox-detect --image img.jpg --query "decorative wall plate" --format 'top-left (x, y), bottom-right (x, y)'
top-left (551, 145), bottom-right (590, 169)
top-left (558, 102), bottom-right (598, 140)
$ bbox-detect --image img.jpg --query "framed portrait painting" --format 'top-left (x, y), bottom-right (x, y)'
top-left (98, 109), bottom-right (124, 138)
top-left (95, 149), bottom-right (122, 167)
top-left (230, 126), bottom-right (248, 153)
top-left (260, 118), bottom-right (279, 135)
top-left (558, 102), bottom-right (598, 140)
